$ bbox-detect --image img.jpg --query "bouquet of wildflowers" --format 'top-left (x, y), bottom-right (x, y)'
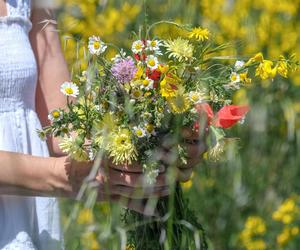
top-left (39, 21), bottom-right (298, 249)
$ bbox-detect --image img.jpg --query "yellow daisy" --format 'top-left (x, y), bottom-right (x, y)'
top-left (188, 27), bottom-right (210, 41)
top-left (164, 38), bottom-right (194, 62)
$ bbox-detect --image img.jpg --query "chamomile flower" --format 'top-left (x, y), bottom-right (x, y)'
top-left (188, 91), bottom-right (206, 104)
top-left (164, 38), bottom-right (194, 62)
top-left (88, 36), bottom-right (107, 55)
top-left (131, 89), bottom-right (143, 99)
top-left (60, 82), bottom-right (79, 97)
top-left (144, 123), bottom-right (156, 136)
top-left (48, 109), bottom-right (63, 122)
top-left (146, 40), bottom-right (162, 54)
top-left (188, 27), bottom-right (210, 41)
top-left (230, 72), bottom-right (241, 83)
top-left (146, 55), bottom-right (159, 70)
top-left (141, 77), bottom-right (154, 90)
top-left (132, 40), bottom-right (144, 54)
top-left (133, 126), bottom-right (147, 138)
top-left (234, 60), bottom-right (245, 71)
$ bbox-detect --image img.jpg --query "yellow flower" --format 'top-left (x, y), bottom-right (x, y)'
top-left (246, 52), bottom-right (264, 65)
top-left (77, 208), bottom-right (94, 225)
top-left (188, 27), bottom-right (210, 41)
top-left (159, 74), bottom-right (181, 98)
top-left (59, 137), bottom-right (89, 162)
top-left (276, 55), bottom-right (288, 78)
top-left (164, 37), bottom-right (194, 62)
top-left (167, 94), bottom-right (191, 114)
top-left (255, 60), bottom-right (277, 80)
top-left (277, 227), bottom-right (290, 246)
top-left (107, 128), bottom-right (137, 164)
top-left (126, 244), bottom-right (135, 250)
top-left (81, 232), bottom-right (100, 250)
top-left (134, 65), bottom-right (144, 79)
top-left (239, 72), bottom-right (252, 84)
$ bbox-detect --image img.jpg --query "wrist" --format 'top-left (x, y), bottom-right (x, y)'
top-left (47, 156), bottom-right (73, 196)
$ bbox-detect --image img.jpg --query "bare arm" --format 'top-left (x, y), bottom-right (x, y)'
top-left (0, 151), bottom-right (73, 196)
top-left (29, 8), bottom-right (70, 157)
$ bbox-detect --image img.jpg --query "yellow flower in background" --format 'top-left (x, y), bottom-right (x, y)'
top-left (276, 56), bottom-right (289, 78)
top-left (77, 208), bottom-right (94, 225)
top-left (81, 232), bottom-right (100, 250)
top-left (164, 38), bottom-right (194, 62)
top-left (255, 60), bottom-right (277, 80)
top-left (188, 27), bottom-right (210, 41)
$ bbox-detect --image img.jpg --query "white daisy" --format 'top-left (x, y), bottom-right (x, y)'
top-left (230, 72), bottom-right (241, 83)
top-left (60, 82), bottom-right (79, 97)
top-left (141, 77), bottom-right (154, 90)
top-left (188, 91), bottom-right (205, 104)
top-left (88, 36), bottom-right (107, 55)
top-left (133, 126), bottom-right (147, 138)
top-left (234, 60), bottom-right (245, 71)
top-left (146, 55), bottom-right (159, 70)
top-left (48, 109), bottom-right (62, 122)
top-left (144, 123), bottom-right (156, 136)
top-left (132, 40), bottom-right (145, 54)
top-left (147, 40), bottom-right (162, 53)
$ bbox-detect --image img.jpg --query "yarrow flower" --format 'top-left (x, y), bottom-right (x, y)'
top-left (88, 36), bottom-right (107, 55)
top-left (146, 55), bottom-right (159, 70)
top-left (48, 109), bottom-right (62, 122)
top-left (164, 38), bottom-right (194, 62)
top-left (188, 27), bottom-right (210, 41)
top-left (132, 40), bottom-right (144, 54)
top-left (60, 82), bottom-right (79, 97)
top-left (111, 58), bottom-right (137, 84)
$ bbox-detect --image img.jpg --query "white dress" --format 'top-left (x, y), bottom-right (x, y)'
top-left (0, 0), bottom-right (63, 249)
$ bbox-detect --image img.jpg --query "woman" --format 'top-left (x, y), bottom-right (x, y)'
top-left (0, 1), bottom-right (204, 249)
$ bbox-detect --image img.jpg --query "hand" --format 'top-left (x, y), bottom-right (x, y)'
top-left (159, 127), bottom-right (207, 182)
top-left (96, 160), bottom-right (169, 215)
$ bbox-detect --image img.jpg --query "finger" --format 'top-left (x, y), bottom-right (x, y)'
top-left (109, 195), bottom-right (159, 216)
top-left (99, 185), bottom-right (170, 199)
top-left (177, 168), bottom-right (194, 182)
top-left (106, 159), bottom-right (144, 173)
top-left (106, 168), bottom-right (168, 187)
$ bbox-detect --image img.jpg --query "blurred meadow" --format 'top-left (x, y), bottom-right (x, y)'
top-left (55, 0), bottom-right (300, 249)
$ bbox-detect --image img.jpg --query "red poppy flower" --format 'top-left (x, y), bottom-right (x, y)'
top-left (195, 103), bottom-right (249, 129)
top-left (214, 105), bottom-right (249, 129)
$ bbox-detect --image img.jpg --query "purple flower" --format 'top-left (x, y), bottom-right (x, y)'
top-left (111, 58), bottom-right (137, 84)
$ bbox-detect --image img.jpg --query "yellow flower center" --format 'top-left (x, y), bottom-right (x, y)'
top-left (231, 74), bottom-right (237, 81)
top-left (135, 43), bottom-right (142, 50)
top-left (191, 94), bottom-right (199, 102)
top-left (150, 41), bottom-right (157, 47)
top-left (148, 59), bottom-right (156, 67)
top-left (135, 130), bottom-right (143, 137)
top-left (65, 87), bottom-right (74, 95)
top-left (52, 111), bottom-right (60, 118)
top-left (143, 79), bottom-right (150, 86)
top-left (133, 90), bottom-right (141, 98)
top-left (93, 41), bottom-right (100, 49)
top-left (146, 124), bottom-right (154, 133)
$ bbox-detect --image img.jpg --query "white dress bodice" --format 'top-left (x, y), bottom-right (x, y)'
top-left (0, 1), bottom-right (63, 249)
